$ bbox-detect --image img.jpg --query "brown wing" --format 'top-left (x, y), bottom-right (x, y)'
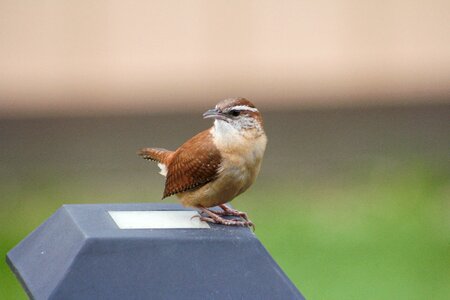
top-left (163, 129), bottom-right (222, 198)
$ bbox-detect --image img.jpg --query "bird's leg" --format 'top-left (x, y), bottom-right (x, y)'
top-left (198, 207), bottom-right (254, 228)
top-left (217, 205), bottom-right (255, 231)
top-left (212, 204), bottom-right (249, 221)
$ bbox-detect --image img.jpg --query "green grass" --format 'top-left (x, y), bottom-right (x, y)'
top-left (243, 163), bottom-right (450, 299)
top-left (1, 162), bottom-right (449, 299)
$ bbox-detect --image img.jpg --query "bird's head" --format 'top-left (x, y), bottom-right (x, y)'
top-left (203, 98), bottom-right (264, 137)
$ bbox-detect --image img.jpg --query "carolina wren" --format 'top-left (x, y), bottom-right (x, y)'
top-left (138, 98), bottom-right (267, 227)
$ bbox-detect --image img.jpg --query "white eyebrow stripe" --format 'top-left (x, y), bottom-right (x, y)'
top-left (230, 105), bottom-right (258, 112)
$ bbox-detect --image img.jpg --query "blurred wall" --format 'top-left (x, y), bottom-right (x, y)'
top-left (0, 0), bottom-right (449, 117)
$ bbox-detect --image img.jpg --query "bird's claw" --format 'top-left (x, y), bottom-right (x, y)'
top-left (217, 204), bottom-right (250, 221)
top-left (199, 216), bottom-right (253, 228)
top-left (191, 207), bottom-right (256, 230)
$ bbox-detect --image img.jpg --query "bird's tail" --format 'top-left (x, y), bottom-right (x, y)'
top-left (137, 147), bottom-right (173, 164)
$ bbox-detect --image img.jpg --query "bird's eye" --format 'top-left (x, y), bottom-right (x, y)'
top-left (230, 110), bottom-right (240, 117)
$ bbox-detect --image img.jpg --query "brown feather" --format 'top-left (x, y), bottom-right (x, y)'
top-left (138, 148), bottom-right (173, 164)
top-left (163, 129), bottom-right (222, 198)
top-left (216, 97), bottom-right (256, 110)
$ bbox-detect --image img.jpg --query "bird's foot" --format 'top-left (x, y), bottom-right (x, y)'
top-left (198, 207), bottom-right (254, 229)
top-left (213, 204), bottom-right (250, 221)
top-left (199, 216), bottom-right (255, 229)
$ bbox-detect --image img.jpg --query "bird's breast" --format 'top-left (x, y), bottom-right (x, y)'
top-left (215, 130), bottom-right (267, 195)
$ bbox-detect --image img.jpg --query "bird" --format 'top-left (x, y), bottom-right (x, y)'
top-left (138, 97), bottom-right (267, 227)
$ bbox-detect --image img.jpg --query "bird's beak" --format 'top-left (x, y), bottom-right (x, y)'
top-left (203, 108), bottom-right (228, 121)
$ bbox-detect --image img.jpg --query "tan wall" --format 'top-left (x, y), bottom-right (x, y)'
top-left (1, 1), bottom-right (449, 117)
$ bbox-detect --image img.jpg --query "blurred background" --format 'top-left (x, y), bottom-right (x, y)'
top-left (0, 1), bottom-right (449, 299)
